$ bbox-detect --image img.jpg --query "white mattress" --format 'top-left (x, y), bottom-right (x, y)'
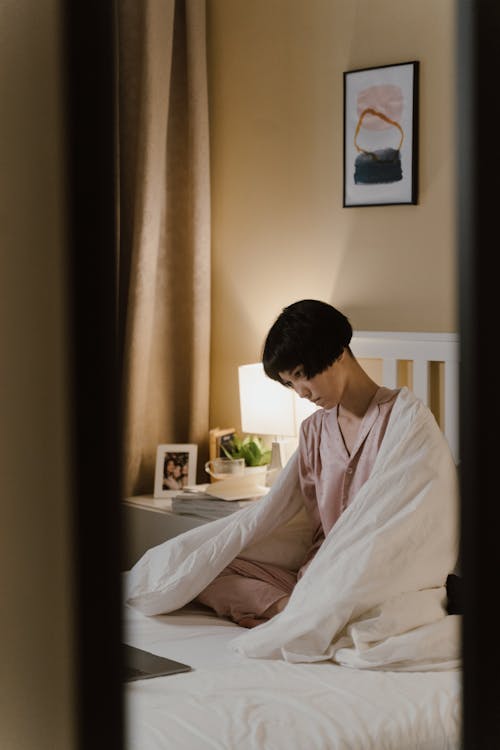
top-left (124, 604), bottom-right (461, 750)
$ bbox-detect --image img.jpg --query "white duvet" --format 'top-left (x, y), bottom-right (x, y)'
top-left (125, 387), bottom-right (461, 671)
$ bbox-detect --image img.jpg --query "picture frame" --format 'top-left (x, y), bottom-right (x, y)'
top-left (208, 427), bottom-right (236, 482)
top-left (153, 444), bottom-right (198, 497)
top-left (209, 427), bottom-right (236, 461)
top-left (343, 61), bottom-right (419, 207)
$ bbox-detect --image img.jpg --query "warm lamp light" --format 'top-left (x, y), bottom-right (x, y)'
top-left (238, 363), bottom-right (318, 472)
top-left (238, 363), bottom-right (295, 436)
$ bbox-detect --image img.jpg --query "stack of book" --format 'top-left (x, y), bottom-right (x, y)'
top-left (171, 490), bottom-right (260, 521)
top-left (170, 477), bottom-right (269, 521)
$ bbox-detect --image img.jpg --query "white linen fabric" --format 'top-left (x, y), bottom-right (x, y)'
top-left (125, 387), bottom-right (460, 671)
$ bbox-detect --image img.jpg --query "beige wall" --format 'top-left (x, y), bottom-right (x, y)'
top-left (207, 0), bottom-right (457, 432)
top-left (0, 2), bottom-right (75, 747)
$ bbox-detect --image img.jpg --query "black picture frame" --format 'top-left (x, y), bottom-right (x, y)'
top-left (343, 61), bottom-right (419, 207)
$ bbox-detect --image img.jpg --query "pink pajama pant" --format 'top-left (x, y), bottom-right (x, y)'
top-left (195, 557), bottom-right (298, 628)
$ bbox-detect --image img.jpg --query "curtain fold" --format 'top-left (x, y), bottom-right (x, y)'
top-left (117, 0), bottom-right (211, 497)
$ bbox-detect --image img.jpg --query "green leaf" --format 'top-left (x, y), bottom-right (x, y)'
top-left (220, 433), bottom-right (271, 466)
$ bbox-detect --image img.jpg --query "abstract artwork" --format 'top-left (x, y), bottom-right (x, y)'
top-left (343, 61), bottom-right (419, 207)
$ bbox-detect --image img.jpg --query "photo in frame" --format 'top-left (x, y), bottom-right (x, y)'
top-left (208, 427), bottom-right (236, 482)
top-left (153, 444), bottom-right (198, 497)
top-left (209, 427), bottom-right (236, 462)
top-left (343, 61), bottom-right (419, 207)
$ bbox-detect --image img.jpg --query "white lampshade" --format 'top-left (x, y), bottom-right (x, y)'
top-left (238, 363), bottom-right (319, 437)
top-left (238, 363), bottom-right (295, 436)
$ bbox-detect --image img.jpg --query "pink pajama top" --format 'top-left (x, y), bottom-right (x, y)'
top-left (297, 386), bottom-right (399, 574)
top-left (196, 387), bottom-right (399, 624)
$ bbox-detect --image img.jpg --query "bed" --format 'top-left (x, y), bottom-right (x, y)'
top-left (123, 331), bottom-right (461, 750)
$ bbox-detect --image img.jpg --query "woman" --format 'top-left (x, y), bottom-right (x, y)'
top-left (195, 300), bottom-right (400, 627)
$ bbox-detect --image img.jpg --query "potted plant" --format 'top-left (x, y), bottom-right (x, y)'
top-left (221, 434), bottom-right (272, 469)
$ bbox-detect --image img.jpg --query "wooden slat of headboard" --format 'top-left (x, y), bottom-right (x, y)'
top-left (412, 359), bottom-right (429, 405)
top-left (444, 359), bottom-right (459, 463)
top-left (382, 358), bottom-right (397, 388)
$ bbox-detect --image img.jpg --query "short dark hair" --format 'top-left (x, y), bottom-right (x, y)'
top-left (262, 299), bottom-right (353, 384)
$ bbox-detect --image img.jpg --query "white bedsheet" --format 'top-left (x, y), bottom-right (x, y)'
top-left (124, 605), bottom-right (461, 750)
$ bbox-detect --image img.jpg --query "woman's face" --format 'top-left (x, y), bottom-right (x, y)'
top-left (279, 350), bottom-right (348, 411)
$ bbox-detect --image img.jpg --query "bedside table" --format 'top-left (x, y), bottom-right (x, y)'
top-left (123, 495), bottom-right (208, 570)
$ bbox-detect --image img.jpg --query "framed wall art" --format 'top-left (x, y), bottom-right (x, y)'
top-left (343, 61), bottom-right (419, 207)
top-left (153, 443), bottom-right (198, 497)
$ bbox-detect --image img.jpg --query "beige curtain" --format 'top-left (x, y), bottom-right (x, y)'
top-left (117, 0), bottom-right (211, 497)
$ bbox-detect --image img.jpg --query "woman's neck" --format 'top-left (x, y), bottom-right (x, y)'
top-left (340, 361), bottom-right (379, 418)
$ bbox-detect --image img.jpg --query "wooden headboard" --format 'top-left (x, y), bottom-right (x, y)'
top-left (351, 331), bottom-right (459, 463)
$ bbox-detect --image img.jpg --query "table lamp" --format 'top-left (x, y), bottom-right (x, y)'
top-left (238, 363), bottom-right (318, 474)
